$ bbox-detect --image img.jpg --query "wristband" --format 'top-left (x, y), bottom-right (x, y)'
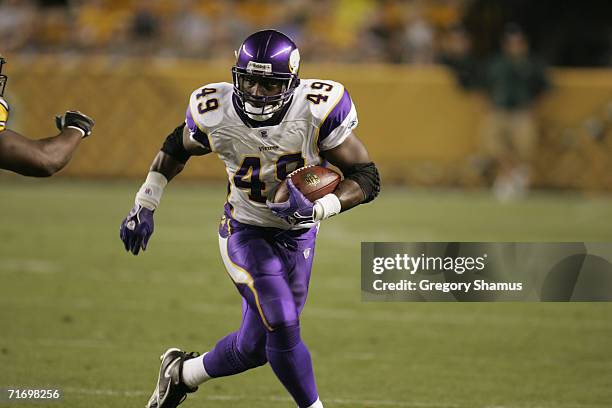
top-left (313, 193), bottom-right (341, 221)
top-left (135, 171), bottom-right (168, 210)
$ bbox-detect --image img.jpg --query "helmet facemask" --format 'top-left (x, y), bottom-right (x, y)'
top-left (0, 57), bottom-right (7, 97)
top-left (232, 67), bottom-right (297, 121)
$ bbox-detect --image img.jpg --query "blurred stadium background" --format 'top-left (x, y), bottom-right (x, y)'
top-left (1, 1), bottom-right (612, 407)
top-left (2, 0), bottom-right (612, 188)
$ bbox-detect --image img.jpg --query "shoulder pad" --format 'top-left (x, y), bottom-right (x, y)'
top-left (298, 79), bottom-right (347, 124)
top-left (188, 82), bottom-right (233, 131)
top-left (297, 79), bottom-right (356, 149)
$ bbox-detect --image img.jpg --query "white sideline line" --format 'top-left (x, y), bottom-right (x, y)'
top-left (34, 338), bottom-right (116, 349)
top-left (0, 259), bottom-right (58, 274)
top-left (61, 387), bottom-right (607, 408)
top-left (62, 387), bottom-right (460, 407)
top-left (65, 387), bottom-right (147, 398)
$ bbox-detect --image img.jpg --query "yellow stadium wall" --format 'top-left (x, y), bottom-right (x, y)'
top-left (4, 56), bottom-right (612, 189)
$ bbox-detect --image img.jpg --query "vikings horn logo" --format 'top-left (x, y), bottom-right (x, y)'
top-left (289, 49), bottom-right (300, 74)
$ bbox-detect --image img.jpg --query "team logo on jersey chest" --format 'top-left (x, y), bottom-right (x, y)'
top-left (304, 172), bottom-right (320, 186)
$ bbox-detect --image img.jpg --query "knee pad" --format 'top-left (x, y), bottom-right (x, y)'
top-left (266, 324), bottom-right (301, 352)
top-left (257, 296), bottom-right (299, 332)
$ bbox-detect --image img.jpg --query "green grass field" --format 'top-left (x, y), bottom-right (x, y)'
top-left (1, 179), bottom-right (611, 408)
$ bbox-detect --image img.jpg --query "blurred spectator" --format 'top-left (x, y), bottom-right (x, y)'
top-left (362, 0), bottom-right (408, 63)
top-left (204, 0), bottom-right (252, 58)
top-left (74, 0), bottom-right (129, 53)
top-left (300, 0), bottom-right (342, 61)
top-left (274, 0), bottom-right (309, 52)
top-left (329, 0), bottom-right (374, 61)
top-left (1, 0), bottom-right (609, 66)
top-left (169, 0), bottom-right (213, 58)
top-left (128, 0), bottom-right (162, 55)
top-left (0, 0), bottom-right (36, 53)
top-left (33, 4), bottom-right (72, 52)
top-left (480, 24), bottom-right (550, 200)
top-left (439, 24), bottom-right (480, 90)
top-left (402, 3), bottom-right (435, 64)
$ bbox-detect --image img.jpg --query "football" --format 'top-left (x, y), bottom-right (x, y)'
top-left (273, 165), bottom-right (341, 203)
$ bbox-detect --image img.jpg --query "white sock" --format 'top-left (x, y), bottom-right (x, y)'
top-left (181, 352), bottom-right (211, 388)
top-left (305, 398), bottom-right (323, 408)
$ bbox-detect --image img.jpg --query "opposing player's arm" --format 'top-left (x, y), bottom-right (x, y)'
top-left (0, 128), bottom-right (82, 177)
top-left (321, 132), bottom-right (380, 212)
top-left (0, 109), bottom-right (95, 177)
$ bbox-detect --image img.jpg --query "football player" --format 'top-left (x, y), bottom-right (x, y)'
top-left (119, 30), bottom-right (380, 408)
top-left (0, 57), bottom-right (95, 177)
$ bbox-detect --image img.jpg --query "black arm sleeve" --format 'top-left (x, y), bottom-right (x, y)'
top-left (161, 123), bottom-right (190, 164)
top-left (343, 162), bottom-right (381, 203)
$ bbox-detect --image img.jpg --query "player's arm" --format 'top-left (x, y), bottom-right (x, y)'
top-left (313, 85), bottom-right (379, 219)
top-left (268, 84), bottom-right (379, 225)
top-left (119, 122), bottom-right (211, 255)
top-left (137, 122), bottom-right (211, 207)
top-left (267, 132), bottom-right (379, 225)
top-left (320, 131), bottom-right (379, 213)
top-left (148, 122), bottom-right (211, 181)
top-left (0, 107), bottom-right (95, 177)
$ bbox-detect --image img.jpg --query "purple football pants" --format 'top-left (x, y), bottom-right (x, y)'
top-left (203, 217), bottom-right (320, 408)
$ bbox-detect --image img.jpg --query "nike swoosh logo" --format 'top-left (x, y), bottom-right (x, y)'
top-left (164, 358), bottom-right (180, 379)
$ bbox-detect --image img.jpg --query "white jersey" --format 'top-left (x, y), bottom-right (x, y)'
top-left (185, 79), bottom-right (358, 229)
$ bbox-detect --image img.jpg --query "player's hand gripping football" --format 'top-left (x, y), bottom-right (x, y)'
top-left (55, 110), bottom-right (95, 137)
top-left (119, 204), bottom-right (154, 255)
top-left (267, 179), bottom-right (315, 226)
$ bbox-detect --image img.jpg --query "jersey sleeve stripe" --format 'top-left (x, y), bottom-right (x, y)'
top-left (185, 106), bottom-right (211, 149)
top-left (318, 89), bottom-right (352, 146)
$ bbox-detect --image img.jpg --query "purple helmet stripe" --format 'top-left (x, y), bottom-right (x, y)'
top-left (185, 107), bottom-right (210, 149)
top-left (318, 89), bottom-right (353, 146)
top-left (262, 32), bottom-right (273, 58)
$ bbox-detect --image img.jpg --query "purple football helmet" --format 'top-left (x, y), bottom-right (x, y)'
top-left (232, 30), bottom-right (300, 118)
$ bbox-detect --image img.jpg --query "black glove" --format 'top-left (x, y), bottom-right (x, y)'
top-left (55, 110), bottom-right (95, 138)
